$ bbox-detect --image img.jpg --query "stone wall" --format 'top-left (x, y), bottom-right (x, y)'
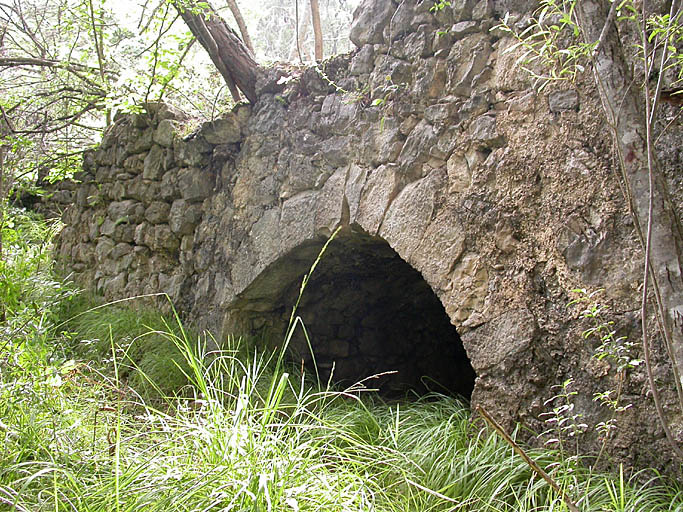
top-left (55, 0), bottom-right (682, 471)
top-left (56, 103), bottom-right (250, 306)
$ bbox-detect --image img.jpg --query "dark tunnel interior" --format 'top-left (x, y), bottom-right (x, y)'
top-left (266, 230), bottom-right (477, 399)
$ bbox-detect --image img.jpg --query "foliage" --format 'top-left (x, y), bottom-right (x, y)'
top-left (571, 289), bottom-right (642, 376)
top-left (492, 0), bottom-right (595, 90)
top-left (0, 207), bottom-right (75, 333)
top-left (63, 302), bottom-right (192, 400)
top-left (430, 1), bottom-right (452, 13)
top-left (537, 290), bottom-right (644, 466)
top-left (540, 378), bottom-right (588, 461)
top-left (493, 0), bottom-right (683, 94)
top-left (0, 0), bottom-right (230, 210)
top-left (0, 0), bottom-right (363, 212)
top-left (647, 10), bottom-right (683, 88)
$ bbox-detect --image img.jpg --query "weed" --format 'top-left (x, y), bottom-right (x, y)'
top-left (571, 288), bottom-right (641, 446)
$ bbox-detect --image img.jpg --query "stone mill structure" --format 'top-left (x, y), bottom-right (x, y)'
top-left (54, 0), bottom-right (682, 470)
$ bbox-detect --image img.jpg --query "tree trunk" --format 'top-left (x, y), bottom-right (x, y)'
top-left (575, 0), bottom-right (683, 408)
top-left (172, 0), bottom-right (259, 103)
top-left (226, 0), bottom-right (255, 55)
top-left (310, 0), bottom-right (323, 61)
top-left (289, 0), bottom-right (312, 62)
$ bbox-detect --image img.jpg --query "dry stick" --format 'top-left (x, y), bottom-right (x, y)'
top-left (476, 406), bottom-right (582, 512)
top-left (591, 0), bottom-right (618, 58)
top-left (158, 38), bottom-right (196, 101)
top-left (135, 12), bottom-right (181, 57)
top-left (0, 137), bottom-right (5, 324)
top-left (87, 0), bottom-right (110, 126)
top-left (643, 0), bottom-right (683, 414)
top-left (144, 3), bottom-right (169, 105)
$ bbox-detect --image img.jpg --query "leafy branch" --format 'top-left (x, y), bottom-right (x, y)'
top-left (493, 0), bottom-right (596, 90)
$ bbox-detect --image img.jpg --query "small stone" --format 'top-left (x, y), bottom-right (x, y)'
top-left (154, 119), bottom-right (178, 147)
top-left (95, 237), bottom-right (115, 262)
top-left (469, 115), bottom-right (505, 148)
top-left (99, 218), bottom-right (117, 237)
top-left (178, 167), bottom-right (214, 202)
top-left (424, 101), bottom-right (460, 124)
top-left (108, 200), bottom-right (143, 223)
top-left (472, 0), bottom-right (493, 20)
top-left (434, 39), bottom-right (452, 58)
top-left (169, 199), bottom-right (202, 235)
top-left (350, 45), bottom-right (375, 75)
top-left (450, 21), bottom-right (478, 37)
top-left (143, 145), bottom-right (165, 180)
top-left (180, 234), bottom-right (193, 252)
top-left (153, 224), bottom-right (179, 251)
top-left (548, 90), bottom-right (579, 113)
top-left (103, 272), bottom-right (127, 295)
top-left (110, 242), bottom-right (133, 260)
top-left (174, 137), bottom-right (212, 167)
top-left (129, 128), bottom-right (154, 154)
top-left (201, 115), bottom-right (241, 144)
top-left (145, 201), bottom-right (171, 224)
top-left (112, 224), bottom-right (135, 244)
top-left (349, 0), bottom-right (394, 47)
top-left (134, 222), bottom-right (153, 247)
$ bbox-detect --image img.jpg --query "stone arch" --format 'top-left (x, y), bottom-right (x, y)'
top-left (226, 226), bottom-right (476, 399)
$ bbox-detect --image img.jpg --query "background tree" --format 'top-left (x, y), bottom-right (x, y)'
top-left (291, 0), bottom-right (312, 62)
top-left (247, 0), bottom-right (357, 63)
top-left (310, 0), bottom-right (324, 61)
top-left (575, 0), bottom-right (683, 461)
top-left (0, 0), bottom-right (115, 195)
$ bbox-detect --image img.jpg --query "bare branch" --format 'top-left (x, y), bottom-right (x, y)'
top-left (0, 55), bottom-right (113, 75)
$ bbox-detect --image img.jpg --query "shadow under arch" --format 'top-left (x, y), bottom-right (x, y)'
top-left (228, 227), bottom-right (476, 399)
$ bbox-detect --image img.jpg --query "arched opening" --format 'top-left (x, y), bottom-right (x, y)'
top-left (231, 228), bottom-right (476, 399)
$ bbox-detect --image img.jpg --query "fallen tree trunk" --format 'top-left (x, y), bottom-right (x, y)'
top-left (172, 0), bottom-right (260, 103)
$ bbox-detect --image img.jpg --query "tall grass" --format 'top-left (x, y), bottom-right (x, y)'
top-left (1, 208), bottom-right (682, 511)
